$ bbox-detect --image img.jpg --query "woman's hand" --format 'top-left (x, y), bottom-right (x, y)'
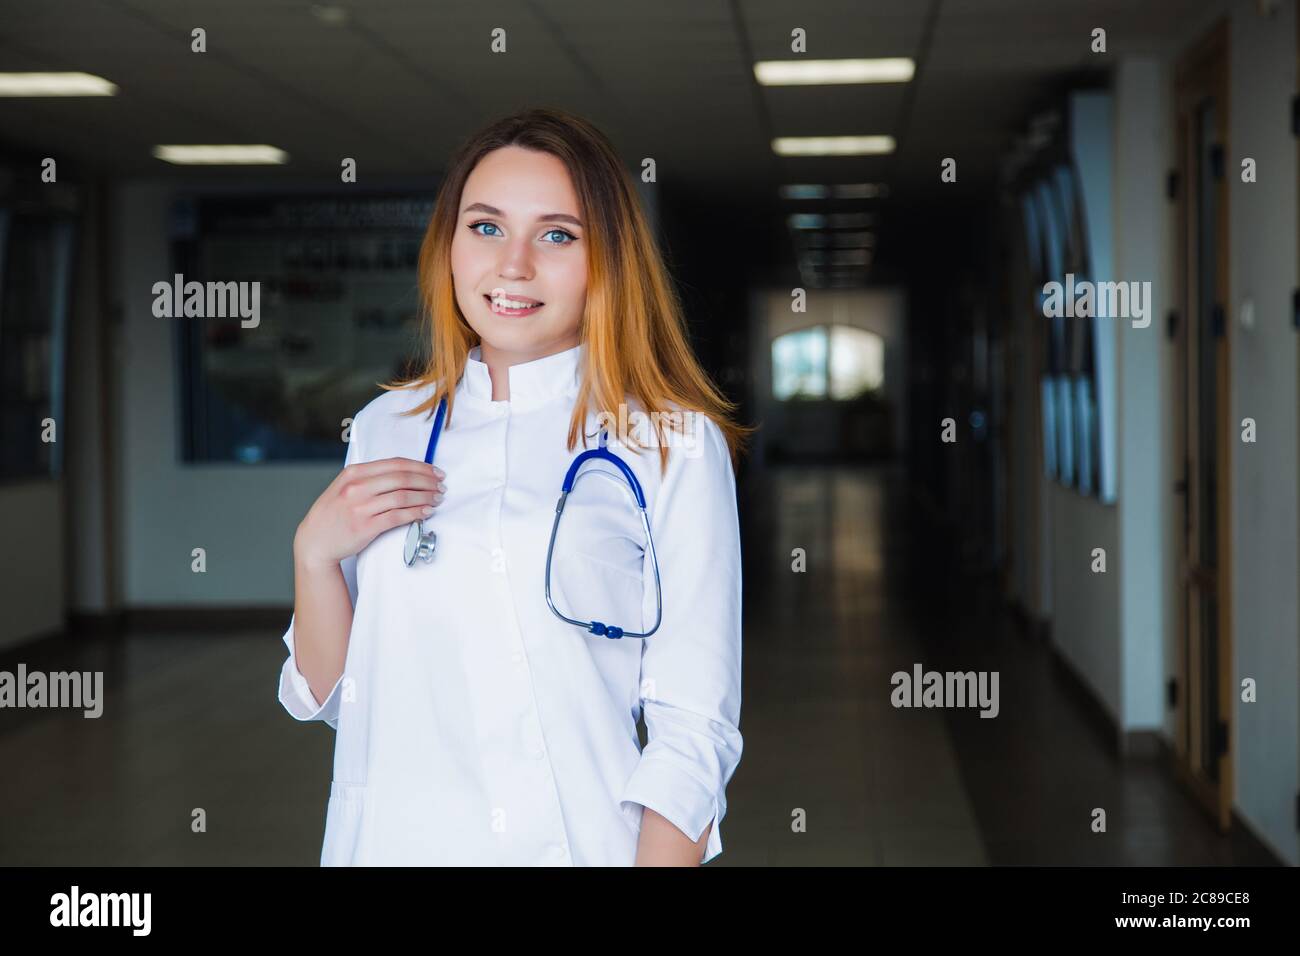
top-left (294, 457), bottom-right (446, 571)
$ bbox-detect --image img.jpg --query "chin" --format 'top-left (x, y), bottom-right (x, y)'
top-left (481, 325), bottom-right (545, 353)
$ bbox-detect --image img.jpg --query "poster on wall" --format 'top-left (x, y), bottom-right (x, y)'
top-left (170, 193), bottom-right (436, 463)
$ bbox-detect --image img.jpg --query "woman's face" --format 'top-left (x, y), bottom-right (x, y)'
top-left (451, 145), bottom-right (587, 363)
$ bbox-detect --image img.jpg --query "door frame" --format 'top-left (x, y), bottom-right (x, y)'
top-left (1171, 18), bottom-right (1234, 832)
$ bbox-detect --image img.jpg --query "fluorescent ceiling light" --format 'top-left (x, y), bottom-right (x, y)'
top-left (0, 72), bottom-right (117, 96)
top-left (153, 145), bottom-right (289, 165)
top-left (773, 136), bottom-right (895, 157)
top-left (781, 183), bottom-right (890, 200)
top-left (780, 184), bottom-right (831, 200)
top-left (754, 58), bottom-right (914, 86)
top-left (790, 214), bottom-right (877, 234)
top-left (788, 214), bottom-right (827, 230)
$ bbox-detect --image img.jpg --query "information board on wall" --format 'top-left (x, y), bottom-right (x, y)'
top-left (171, 192), bottom-right (437, 463)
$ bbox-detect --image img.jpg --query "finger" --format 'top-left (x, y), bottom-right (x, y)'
top-left (347, 456), bottom-right (446, 480)
top-left (372, 503), bottom-right (441, 536)
top-left (348, 469), bottom-right (445, 506)
top-left (367, 487), bottom-right (444, 518)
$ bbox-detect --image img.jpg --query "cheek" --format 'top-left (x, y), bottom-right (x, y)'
top-left (448, 242), bottom-right (487, 328)
top-left (554, 255), bottom-right (588, 305)
top-left (449, 237), bottom-right (475, 286)
top-left (454, 250), bottom-right (492, 301)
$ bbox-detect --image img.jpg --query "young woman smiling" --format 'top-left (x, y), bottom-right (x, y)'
top-left (281, 107), bottom-right (751, 867)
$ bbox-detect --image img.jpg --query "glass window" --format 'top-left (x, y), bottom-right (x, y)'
top-left (1027, 165), bottom-right (1107, 495)
top-left (772, 326), bottom-right (828, 399)
top-left (1059, 164), bottom-right (1101, 496)
top-left (772, 324), bottom-right (885, 401)
top-left (1055, 376), bottom-right (1074, 484)
top-left (828, 326), bottom-right (884, 399)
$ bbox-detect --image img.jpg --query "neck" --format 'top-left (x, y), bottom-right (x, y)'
top-left (478, 336), bottom-right (580, 401)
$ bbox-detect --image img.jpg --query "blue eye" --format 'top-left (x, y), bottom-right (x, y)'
top-left (469, 221), bottom-right (502, 238)
top-left (542, 228), bottom-right (577, 245)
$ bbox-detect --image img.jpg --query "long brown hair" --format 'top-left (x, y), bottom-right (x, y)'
top-left (379, 107), bottom-right (753, 474)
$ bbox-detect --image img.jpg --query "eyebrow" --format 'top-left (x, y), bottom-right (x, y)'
top-left (461, 202), bottom-right (584, 228)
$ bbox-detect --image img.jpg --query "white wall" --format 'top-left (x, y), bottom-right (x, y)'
top-left (1048, 485), bottom-right (1121, 715)
top-left (0, 482), bottom-right (64, 650)
top-left (1225, 0), bottom-right (1300, 867)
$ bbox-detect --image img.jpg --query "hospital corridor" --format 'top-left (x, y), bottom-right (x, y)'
top-left (0, 0), bottom-right (1297, 888)
top-left (0, 462), bottom-right (1279, 866)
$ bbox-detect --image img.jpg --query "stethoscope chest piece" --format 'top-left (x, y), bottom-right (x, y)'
top-left (403, 395), bottom-right (448, 568)
top-left (404, 519), bottom-right (437, 566)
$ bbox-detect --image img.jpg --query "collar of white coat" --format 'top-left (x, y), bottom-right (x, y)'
top-left (461, 341), bottom-right (585, 412)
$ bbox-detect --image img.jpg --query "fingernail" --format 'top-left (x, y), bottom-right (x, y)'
top-left (422, 505), bottom-right (434, 515)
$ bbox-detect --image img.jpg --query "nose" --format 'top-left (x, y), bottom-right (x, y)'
top-left (497, 233), bottom-right (534, 281)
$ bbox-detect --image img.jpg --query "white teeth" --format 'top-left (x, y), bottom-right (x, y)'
top-left (491, 296), bottom-right (539, 310)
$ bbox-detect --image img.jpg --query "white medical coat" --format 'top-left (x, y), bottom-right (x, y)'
top-left (277, 342), bottom-right (744, 865)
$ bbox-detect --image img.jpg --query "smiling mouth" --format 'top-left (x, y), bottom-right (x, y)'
top-left (485, 294), bottom-right (544, 315)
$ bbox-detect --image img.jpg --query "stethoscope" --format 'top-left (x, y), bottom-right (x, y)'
top-left (403, 396), bottom-right (663, 641)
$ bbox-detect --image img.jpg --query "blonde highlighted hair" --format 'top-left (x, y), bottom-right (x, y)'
top-left (379, 106), bottom-right (753, 474)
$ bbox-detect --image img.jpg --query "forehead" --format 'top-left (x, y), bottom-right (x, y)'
top-left (461, 146), bottom-right (580, 214)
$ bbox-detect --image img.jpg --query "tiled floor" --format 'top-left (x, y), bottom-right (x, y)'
top-left (0, 462), bottom-right (1280, 865)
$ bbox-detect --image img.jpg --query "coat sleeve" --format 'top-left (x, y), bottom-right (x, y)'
top-left (617, 414), bottom-right (743, 864)
top-left (276, 409), bottom-right (365, 731)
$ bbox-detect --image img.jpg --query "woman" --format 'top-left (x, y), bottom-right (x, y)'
top-left (278, 107), bottom-right (751, 866)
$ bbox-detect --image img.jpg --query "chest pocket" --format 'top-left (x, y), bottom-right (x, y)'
top-left (549, 461), bottom-right (649, 635)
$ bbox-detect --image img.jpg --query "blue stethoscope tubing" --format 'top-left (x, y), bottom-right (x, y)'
top-left (401, 396), bottom-right (448, 566)
top-left (404, 396), bottom-right (663, 641)
top-left (544, 435), bottom-right (663, 640)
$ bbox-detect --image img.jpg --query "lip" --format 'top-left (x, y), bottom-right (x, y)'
top-left (484, 293), bottom-right (544, 316)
